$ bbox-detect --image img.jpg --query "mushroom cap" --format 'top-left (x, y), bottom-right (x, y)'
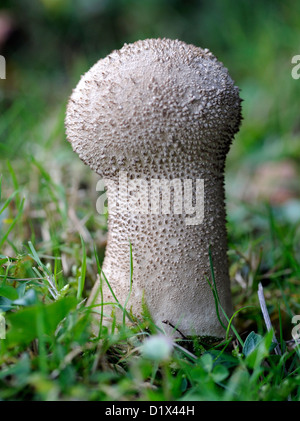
top-left (65, 38), bottom-right (241, 177)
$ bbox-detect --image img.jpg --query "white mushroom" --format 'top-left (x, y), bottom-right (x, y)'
top-left (65, 38), bottom-right (242, 338)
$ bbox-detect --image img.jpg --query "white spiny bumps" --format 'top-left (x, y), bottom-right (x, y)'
top-left (65, 38), bottom-right (242, 338)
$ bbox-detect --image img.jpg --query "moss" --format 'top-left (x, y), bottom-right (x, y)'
top-left (176, 335), bottom-right (224, 355)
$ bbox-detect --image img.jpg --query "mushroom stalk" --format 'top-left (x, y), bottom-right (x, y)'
top-left (65, 38), bottom-right (242, 338)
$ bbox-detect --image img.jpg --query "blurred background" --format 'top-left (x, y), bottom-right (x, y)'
top-left (0, 0), bottom-right (299, 328)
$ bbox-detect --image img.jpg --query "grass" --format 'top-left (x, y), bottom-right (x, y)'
top-left (0, 156), bottom-right (299, 401)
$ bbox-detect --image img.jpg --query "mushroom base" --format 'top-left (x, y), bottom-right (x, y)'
top-left (87, 211), bottom-right (233, 339)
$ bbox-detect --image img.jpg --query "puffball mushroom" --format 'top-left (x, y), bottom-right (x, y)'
top-left (65, 38), bottom-right (242, 338)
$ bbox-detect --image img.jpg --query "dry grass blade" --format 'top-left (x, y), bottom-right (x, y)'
top-left (257, 282), bottom-right (281, 356)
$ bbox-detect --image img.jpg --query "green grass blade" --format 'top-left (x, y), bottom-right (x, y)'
top-left (0, 198), bottom-right (25, 249)
top-left (6, 160), bottom-right (20, 209)
top-left (77, 235), bottom-right (86, 301)
top-left (93, 243), bottom-right (104, 338)
top-left (208, 246), bottom-right (245, 346)
top-left (123, 240), bottom-right (133, 327)
top-left (0, 190), bottom-right (20, 217)
top-left (225, 306), bottom-right (255, 345)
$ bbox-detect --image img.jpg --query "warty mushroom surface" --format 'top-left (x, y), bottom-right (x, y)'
top-left (65, 38), bottom-right (242, 338)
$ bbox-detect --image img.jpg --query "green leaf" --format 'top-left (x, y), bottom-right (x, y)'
top-left (0, 353), bottom-right (30, 385)
top-left (57, 284), bottom-right (70, 299)
top-left (13, 289), bottom-right (37, 306)
top-left (200, 353), bottom-right (213, 373)
top-left (211, 364), bottom-right (229, 382)
top-left (242, 331), bottom-right (263, 357)
top-left (0, 297), bottom-right (13, 311)
top-left (4, 296), bottom-right (77, 348)
top-left (245, 330), bottom-right (274, 369)
top-left (0, 284), bottom-right (19, 301)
